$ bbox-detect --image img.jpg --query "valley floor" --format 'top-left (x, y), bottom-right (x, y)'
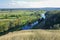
top-left (0, 29), bottom-right (60, 40)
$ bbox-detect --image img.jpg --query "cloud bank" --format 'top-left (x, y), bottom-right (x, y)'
top-left (0, 0), bottom-right (60, 8)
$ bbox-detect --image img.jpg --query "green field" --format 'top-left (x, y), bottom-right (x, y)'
top-left (0, 10), bottom-right (46, 34)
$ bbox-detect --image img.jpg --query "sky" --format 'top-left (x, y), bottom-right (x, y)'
top-left (0, 0), bottom-right (60, 8)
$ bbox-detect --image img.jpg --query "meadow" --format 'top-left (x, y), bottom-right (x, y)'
top-left (0, 29), bottom-right (60, 40)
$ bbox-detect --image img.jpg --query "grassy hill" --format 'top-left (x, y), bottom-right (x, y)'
top-left (0, 29), bottom-right (60, 40)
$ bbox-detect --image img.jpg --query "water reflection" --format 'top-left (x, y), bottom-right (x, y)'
top-left (41, 13), bottom-right (46, 19)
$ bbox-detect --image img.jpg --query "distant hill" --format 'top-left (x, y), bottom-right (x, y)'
top-left (0, 8), bottom-right (60, 11)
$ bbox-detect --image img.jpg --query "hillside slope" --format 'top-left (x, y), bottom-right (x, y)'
top-left (0, 29), bottom-right (60, 40)
top-left (34, 10), bottom-right (60, 29)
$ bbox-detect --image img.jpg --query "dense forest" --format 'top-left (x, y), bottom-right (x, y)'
top-left (34, 10), bottom-right (60, 29)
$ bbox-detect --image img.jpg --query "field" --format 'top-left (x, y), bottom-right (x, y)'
top-left (0, 29), bottom-right (60, 40)
top-left (0, 10), bottom-right (46, 35)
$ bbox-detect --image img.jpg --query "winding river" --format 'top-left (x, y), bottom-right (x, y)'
top-left (22, 21), bottom-right (38, 30)
top-left (22, 13), bottom-right (46, 30)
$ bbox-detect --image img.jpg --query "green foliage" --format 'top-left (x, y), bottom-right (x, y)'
top-left (44, 10), bottom-right (60, 29)
top-left (0, 10), bottom-right (46, 35)
top-left (0, 21), bottom-right (9, 32)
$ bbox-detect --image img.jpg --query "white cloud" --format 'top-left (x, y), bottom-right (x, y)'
top-left (8, 0), bottom-right (60, 8)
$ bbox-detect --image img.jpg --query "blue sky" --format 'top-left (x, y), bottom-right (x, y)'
top-left (0, 0), bottom-right (60, 8)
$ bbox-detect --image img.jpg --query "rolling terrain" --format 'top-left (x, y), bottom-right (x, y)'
top-left (0, 8), bottom-right (60, 40)
top-left (0, 29), bottom-right (60, 40)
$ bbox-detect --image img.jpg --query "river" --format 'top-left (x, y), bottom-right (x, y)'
top-left (22, 21), bottom-right (38, 30)
top-left (21, 13), bottom-right (46, 30)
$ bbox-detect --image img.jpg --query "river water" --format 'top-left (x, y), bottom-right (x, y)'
top-left (22, 13), bottom-right (46, 30)
top-left (22, 21), bottom-right (38, 30)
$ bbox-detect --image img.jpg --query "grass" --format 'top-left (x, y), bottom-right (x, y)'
top-left (0, 29), bottom-right (60, 40)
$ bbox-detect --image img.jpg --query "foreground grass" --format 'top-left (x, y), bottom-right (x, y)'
top-left (0, 29), bottom-right (60, 40)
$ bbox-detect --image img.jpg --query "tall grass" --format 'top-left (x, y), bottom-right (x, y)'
top-left (0, 29), bottom-right (60, 40)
